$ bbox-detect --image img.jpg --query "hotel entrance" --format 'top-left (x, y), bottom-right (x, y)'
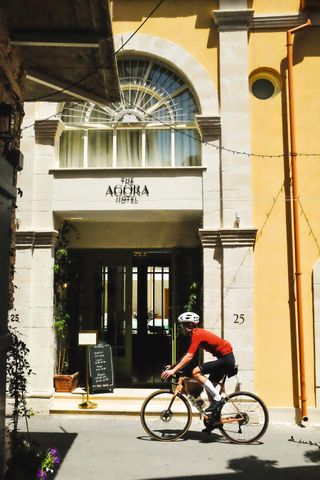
top-left (101, 252), bottom-right (171, 385)
top-left (69, 248), bottom-right (201, 387)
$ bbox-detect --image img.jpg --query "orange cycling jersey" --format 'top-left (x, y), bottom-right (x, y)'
top-left (187, 328), bottom-right (232, 358)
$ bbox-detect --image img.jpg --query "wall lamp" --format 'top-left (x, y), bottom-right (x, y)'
top-left (0, 102), bottom-right (24, 143)
top-left (0, 102), bottom-right (24, 170)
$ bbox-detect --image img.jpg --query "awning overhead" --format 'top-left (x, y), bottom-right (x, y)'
top-left (1, 0), bottom-right (120, 105)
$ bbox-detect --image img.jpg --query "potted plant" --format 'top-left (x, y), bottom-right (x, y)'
top-left (53, 221), bottom-right (79, 392)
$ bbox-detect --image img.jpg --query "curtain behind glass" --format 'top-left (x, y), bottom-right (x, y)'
top-left (88, 131), bottom-right (112, 167)
top-left (117, 130), bottom-right (142, 167)
top-left (146, 130), bottom-right (171, 166)
top-left (60, 131), bottom-right (84, 167)
top-left (175, 129), bottom-right (200, 166)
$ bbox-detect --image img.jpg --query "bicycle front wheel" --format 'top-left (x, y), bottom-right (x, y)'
top-left (140, 389), bottom-right (192, 441)
top-left (219, 391), bottom-right (269, 444)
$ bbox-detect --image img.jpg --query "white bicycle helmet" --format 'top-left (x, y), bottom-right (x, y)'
top-left (178, 311), bottom-right (200, 325)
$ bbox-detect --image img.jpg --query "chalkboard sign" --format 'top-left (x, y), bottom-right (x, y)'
top-left (89, 342), bottom-right (114, 393)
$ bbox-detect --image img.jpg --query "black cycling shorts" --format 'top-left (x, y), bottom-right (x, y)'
top-left (199, 352), bottom-right (235, 384)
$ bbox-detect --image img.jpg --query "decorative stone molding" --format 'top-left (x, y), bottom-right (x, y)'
top-left (34, 119), bottom-right (64, 146)
top-left (219, 228), bottom-right (257, 247)
top-left (251, 13), bottom-right (308, 30)
top-left (196, 115), bottom-right (221, 142)
top-left (199, 228), bottom-right (257, 248)
top-left (199, 229), bottom-right (220, 248)
top-left (114, 33), bottom-right (218, 115)
top-left (15, 230), bottom-right (58, 249)
top-left (251, 13), bottom-right (320, 30)
top-left (212, 9), bottom-right (254, 31)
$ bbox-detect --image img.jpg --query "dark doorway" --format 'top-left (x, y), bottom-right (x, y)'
top-left (68, 248), bottom-right (202, 387)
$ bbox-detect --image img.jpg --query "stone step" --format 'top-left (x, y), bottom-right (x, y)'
top-left (50, 388), bottom-right (204, 415)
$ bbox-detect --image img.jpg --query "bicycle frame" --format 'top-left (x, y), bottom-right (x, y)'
top-left (170, 374), bottom-right (246, 426)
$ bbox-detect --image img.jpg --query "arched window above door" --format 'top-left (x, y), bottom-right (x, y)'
top-left (59, 56), bottom-right (201, 168)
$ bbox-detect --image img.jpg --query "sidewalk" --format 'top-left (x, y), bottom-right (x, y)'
top-left (49, 388), bottom-right (320, 426)
top-left (13, 414), bottom-right (320, 480)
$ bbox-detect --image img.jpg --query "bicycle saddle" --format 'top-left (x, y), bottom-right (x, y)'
top-left (227, 365), bottom-right (238, 378)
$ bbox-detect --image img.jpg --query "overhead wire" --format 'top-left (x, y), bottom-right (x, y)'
top-left (20, 95), bottom-right (320, 160)
top-left (121, 97), bottom-right (320, 159)
top-left (17, 0), bottom-right (320, 159)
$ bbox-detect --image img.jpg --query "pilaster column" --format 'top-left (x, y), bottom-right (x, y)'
top-left (196, 116), bottom-right (222, 354)
top-left (196, 115), bottom-right (221, 228)
top-left (208, 3), bottom-right (256, 391)
top-left (33, 119), bottom-right (63, 229)
top-left (12, 110), bottom-right (61, 411)
top-left (200, 227), bottom-right (257, 390)
top-left (13, 231), bottom-right (58, 410)
top-left (212, 7), bottom-right (253, 228)
top-left (199, 230), bottom-right (222, 363)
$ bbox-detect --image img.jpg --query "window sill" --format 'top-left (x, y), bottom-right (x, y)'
top-left (49, 166), bottom-right (207, 174)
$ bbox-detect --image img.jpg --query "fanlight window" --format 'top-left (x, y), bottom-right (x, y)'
top-left (60, 57), bottom-right (201, 168)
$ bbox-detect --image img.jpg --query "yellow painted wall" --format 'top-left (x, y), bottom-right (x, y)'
top-left (112, 0), bottom-right (319, 408)
top-left (249, 23), bottom-right (320, 407)
top-left (250, 0), bottom-right (301, 14)
top-left (112, 0), bottom-right (219, 100)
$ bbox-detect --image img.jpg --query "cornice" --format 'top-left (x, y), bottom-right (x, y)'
top-left (34, 119), bottom-right (64, 146)
top-left (15, 230), bottom-right (58, 249)
top-left (251, 13), bottom-right (309, 30)
top-left (199, 228), bottom-right (257, 248)
top-left (196, 115), bottom-right (221, 142)
top-left (212, 9), bottom-right (254, 31)
top-left (213, 10), bottom-right (319, 31)
top-left (199, 229), bottom-right (220, 248)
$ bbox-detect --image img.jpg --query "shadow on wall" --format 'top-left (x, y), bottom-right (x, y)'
top-left (139, 453), bottom-right (320, 480)
top-left (293, 26), bottom-right (320, 65)
top-left (112, 0), bottom-right (219, 49)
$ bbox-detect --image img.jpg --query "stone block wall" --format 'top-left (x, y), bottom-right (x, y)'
top-left (0, 16), bottom-right (24, 480)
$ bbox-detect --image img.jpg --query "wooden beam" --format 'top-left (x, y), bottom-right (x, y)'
top-left (26, 72), bottom-right (111, 106)
top-left (10, 31), bottom-right (105, 46)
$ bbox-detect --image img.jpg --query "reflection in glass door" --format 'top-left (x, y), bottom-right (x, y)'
top-left (132, 265), bottom-right (171, 384)
top-left (101, 260), bottom-right (172, 385)
top-left (101, 265), bottom-right (132, 382)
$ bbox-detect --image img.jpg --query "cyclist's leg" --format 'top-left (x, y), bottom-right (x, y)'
top-left (192, 364), bottom-right (223, 405)
top-left (204, 353), bottom-right (236, 385)
top-left (199, 354), bottom-right (236, 410)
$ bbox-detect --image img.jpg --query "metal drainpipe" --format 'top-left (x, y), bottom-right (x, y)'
top-left (286, 19), bottom-right (311, 422)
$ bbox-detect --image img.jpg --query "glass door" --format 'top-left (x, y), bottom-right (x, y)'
top-left (101, 264), bottom-right (132, 382)
top-left (132, 263), bottom-right (172, 385)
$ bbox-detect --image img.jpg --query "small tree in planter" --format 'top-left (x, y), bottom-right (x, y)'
top-left (54, 303), bottom-right (70, 374)
top-left (53, 221), bottom-right (79, 392)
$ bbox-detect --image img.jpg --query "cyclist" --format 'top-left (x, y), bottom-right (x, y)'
top-left (161, 311), bottom-right (236, 415)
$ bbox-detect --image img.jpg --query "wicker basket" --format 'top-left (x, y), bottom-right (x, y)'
top-left (54, 372), bottom-right (79, 392)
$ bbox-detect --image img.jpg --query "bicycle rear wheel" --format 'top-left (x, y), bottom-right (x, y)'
top-left (219, 391), bottom-right (269, 444)
top-left (140, 389), bottom-right (192, 441)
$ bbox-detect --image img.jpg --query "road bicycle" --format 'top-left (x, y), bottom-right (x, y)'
top-left (140, 366), bottom-right (269, 444)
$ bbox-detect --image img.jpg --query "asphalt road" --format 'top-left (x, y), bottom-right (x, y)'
top-left (15, 415), bottom-right (320, 480)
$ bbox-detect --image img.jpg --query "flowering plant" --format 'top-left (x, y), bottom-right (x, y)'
top-left (36, 448), bottom-right (60, 479)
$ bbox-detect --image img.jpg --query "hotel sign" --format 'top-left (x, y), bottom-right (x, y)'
top-left (105, 177), bottom-right (149, 204)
